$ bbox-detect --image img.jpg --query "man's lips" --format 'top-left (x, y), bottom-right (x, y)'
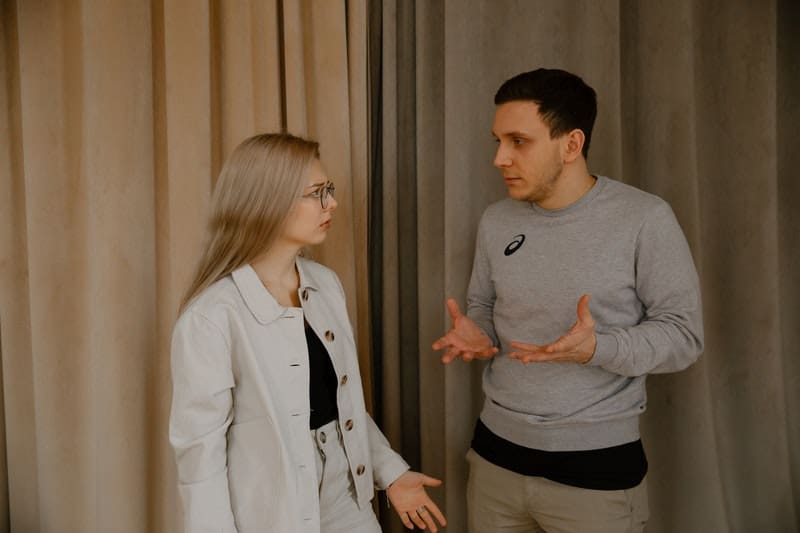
top-left (504, 176), bottom-right (522, 185)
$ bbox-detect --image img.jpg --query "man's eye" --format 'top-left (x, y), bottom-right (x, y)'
top-left (513, 138), bottom-right (524, 145)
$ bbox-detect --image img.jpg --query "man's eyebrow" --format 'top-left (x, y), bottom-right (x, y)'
top-left (495, 130), bottom-right (530, 138)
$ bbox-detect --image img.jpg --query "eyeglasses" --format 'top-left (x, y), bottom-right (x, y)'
top-left (301, 181), bottom-right (336, 209)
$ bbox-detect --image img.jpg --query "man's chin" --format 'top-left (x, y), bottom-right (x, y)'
top-left (506, 187), bottom-right (532, 201)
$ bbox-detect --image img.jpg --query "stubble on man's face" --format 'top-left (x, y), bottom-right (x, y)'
top-left (493, 101), bottom-right (566, 206)
top-left (520, 156), bottom-right (563, 204)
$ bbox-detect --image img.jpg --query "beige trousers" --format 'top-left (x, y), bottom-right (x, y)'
top-left (466, 448), bottom-right (648, 533)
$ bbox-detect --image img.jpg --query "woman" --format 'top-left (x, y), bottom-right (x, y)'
top-left (169, 133), bottom-right (447, 533)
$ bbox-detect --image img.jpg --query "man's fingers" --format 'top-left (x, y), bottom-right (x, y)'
top-left (510, 351), bottom-right (542, 362)
top-left (446, 298), bottom-right (463, 322)
top-left (577, 294), bottom-right (594, 325)
top-left (477, 346), bottom-right (499, 357)
top-left (431, 336), bottom-right (450, 351)
top-left (433, 333), bottom-right (466, 352)
top-left (441, 346), bottom-right (462, 363)
top-left (441, 342), bottom-right (497, 363)
top-left (510, 341), bottom-right (542, 351)
top-left (544, 334), bottom-right (569, 353)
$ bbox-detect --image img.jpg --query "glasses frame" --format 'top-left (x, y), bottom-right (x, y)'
top-left (301, 181), bottom-right (336, 209)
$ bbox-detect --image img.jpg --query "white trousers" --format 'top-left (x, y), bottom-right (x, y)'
top-left (312, 420), bottom-right (382, 533)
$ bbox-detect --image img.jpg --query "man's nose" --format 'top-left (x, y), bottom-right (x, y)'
top-left (494, 145), bottom-right (511, 168)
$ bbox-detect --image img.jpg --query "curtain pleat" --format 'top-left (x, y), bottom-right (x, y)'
top-left (379, 1), bottom-right (799, 531)
top-left (777, 0), bottom-right (800, 523)
top-left (0, 1), bottom-right (369, 531)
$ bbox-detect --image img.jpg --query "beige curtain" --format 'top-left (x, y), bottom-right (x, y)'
top-left (0, 1), bottom-right (369, 531)
top-left (380, 0), bottom-right (799, 532)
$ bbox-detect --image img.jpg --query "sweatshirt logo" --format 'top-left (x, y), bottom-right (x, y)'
top-left (504, 234), bottom-right (525, 256)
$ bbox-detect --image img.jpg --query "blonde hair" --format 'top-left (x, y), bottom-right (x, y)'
top-left (181, 132), bottom-right (320, 310)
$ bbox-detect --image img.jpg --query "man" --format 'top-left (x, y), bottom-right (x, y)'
top-left (432, 68), bottom-right (703, 532)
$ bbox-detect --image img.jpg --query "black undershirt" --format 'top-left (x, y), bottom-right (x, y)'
top-left (471, 418), bottom-right (647, 490)
top-left (305, 324), bottom-right (339, 429)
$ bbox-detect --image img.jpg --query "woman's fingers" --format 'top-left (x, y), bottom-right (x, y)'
top-left (399, 512), bottom-right (414, 529)
top-left (409, 509), bottom-right (427, 529)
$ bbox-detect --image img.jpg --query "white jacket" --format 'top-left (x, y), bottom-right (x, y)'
top-left (169, 257), bottom-right (409, 533)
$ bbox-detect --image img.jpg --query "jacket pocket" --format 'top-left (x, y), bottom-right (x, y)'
top-left (227, 417), bottom-right (289, 530)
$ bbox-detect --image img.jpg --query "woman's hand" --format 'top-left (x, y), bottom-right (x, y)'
top-left (386, 471), bottom-right (447, 531)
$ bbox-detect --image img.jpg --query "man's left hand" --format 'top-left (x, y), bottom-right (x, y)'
top-left (509, 294), bottom-right (597, 364)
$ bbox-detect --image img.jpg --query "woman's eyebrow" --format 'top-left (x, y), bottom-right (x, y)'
top-left (305, 181), bottom-right (327, 189)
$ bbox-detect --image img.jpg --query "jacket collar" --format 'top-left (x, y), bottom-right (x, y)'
top-left (231, 256), bottom-right (321, 325)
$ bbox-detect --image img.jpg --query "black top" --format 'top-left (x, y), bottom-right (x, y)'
top-left (306, 324), bottom-right (339, 429)
top-left (471, 418), bottom-right (647, 490)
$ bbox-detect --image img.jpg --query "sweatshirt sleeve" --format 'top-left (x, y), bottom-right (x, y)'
top-left (588, 202), bottom-right (704, 377)
top-left (169, 310), bottom-right (238, 533)
top-left (466, 215), bottom-right (499, 346)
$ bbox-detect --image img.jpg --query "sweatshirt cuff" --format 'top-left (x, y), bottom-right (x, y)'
top-left (478, 327), bottom-right (499, 348)
top-left (587, 332), bottom-right (618, 368)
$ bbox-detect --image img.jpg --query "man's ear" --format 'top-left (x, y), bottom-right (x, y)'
top-left (562, 129), bottom-right (585, 163)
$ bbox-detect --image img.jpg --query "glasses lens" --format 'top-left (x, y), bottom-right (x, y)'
top-left (321, 183), bottom-right (334, 208)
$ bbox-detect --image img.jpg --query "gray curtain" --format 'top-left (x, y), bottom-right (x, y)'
top-left (377, 1), bottom-right (800, 532)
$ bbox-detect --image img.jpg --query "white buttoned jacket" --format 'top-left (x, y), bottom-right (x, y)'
top-left (169, 257), bottom-right (409, 533)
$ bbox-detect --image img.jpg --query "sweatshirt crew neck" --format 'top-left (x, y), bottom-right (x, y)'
top-left (528, 175), bottom-right (607, 217)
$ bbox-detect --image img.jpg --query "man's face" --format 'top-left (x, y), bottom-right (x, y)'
top-left (492, 101), bottom-right (565, 204)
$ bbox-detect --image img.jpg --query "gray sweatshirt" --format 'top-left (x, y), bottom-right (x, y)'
top-left (468, 175), bottom-right (703, 452)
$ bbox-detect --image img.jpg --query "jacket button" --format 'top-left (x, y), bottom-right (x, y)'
top-left (340, 374), bottom-right (348, 386)
top-left (302, 289), bottom-right (309, 301)
top-left (356, 464), bottom-right (365, 476)
top-left (324, 330), bottom-right (335, 342)
top-left (344, 419), bottom-right (354, 431)
top-left (319, 431), bottom-right (327, 444)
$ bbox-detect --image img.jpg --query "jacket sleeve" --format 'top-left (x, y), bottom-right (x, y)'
top-left (328, 268), bottom-right (410, 489)
top-left (169, 310), bottom-right (238, 533)
top-left (588, 203), bottom-right (704, 377)
top-left (466, 215), bottom-right (499, 346)
top-left (366, 415), bottom-right (410, 489)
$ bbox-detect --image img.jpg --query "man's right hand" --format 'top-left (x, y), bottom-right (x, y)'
top-left (432, 298), bottom-right (499, 364)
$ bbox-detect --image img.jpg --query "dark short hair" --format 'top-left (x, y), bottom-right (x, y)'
top-left (495, 68), bottom-right (597, 158)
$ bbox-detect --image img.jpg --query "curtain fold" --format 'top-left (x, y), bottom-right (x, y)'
top-left (379, 1), bottom-right (799, 531)
top-left (0, 1), bottom-right (368, 531)
top-left (777, 0), bottom-right (800, 521)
